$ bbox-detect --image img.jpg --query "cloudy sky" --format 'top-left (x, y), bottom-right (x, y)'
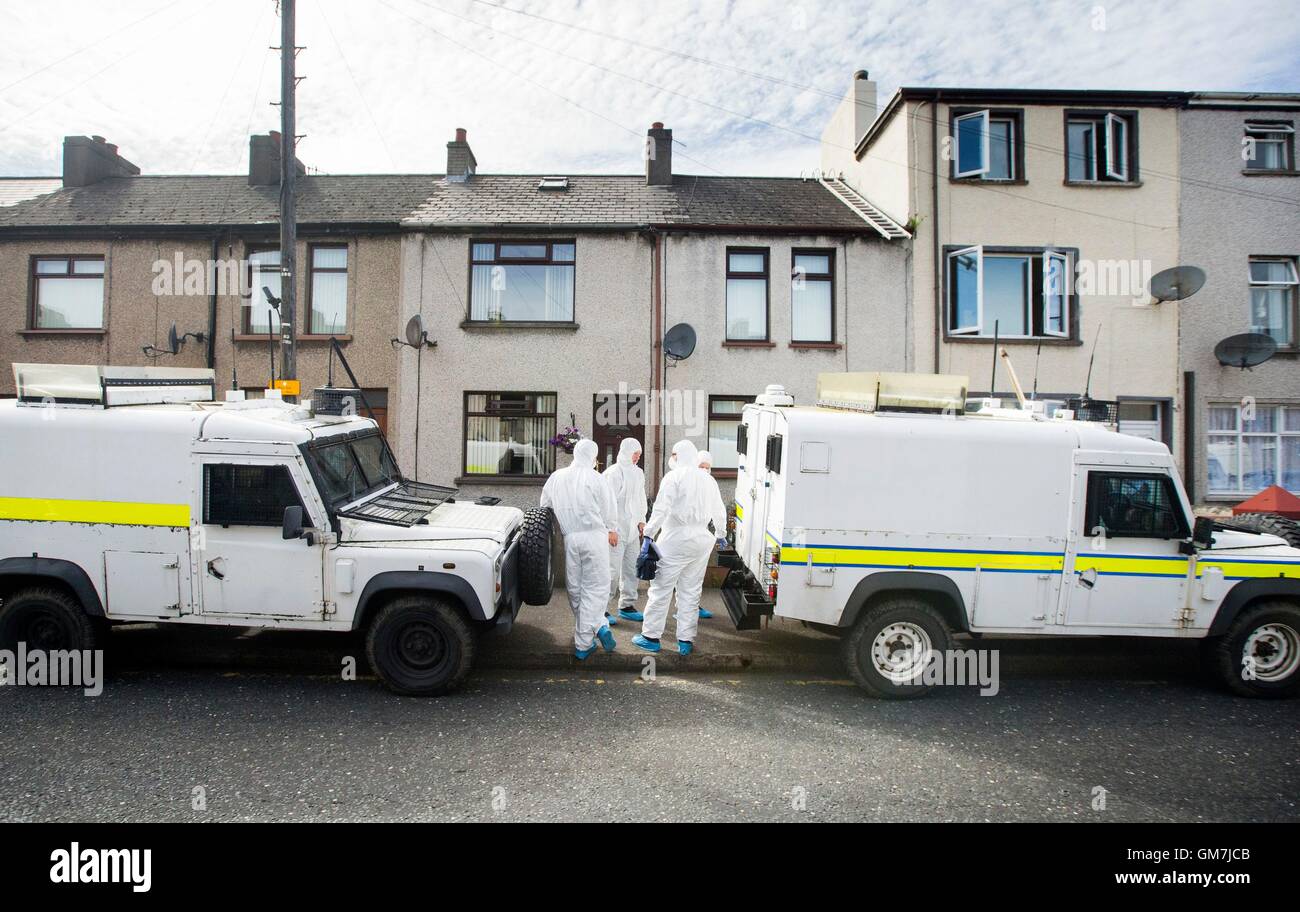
top-left (2, 0), bottom-right (1298, 178)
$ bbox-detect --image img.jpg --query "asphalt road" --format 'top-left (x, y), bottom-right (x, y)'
top-left (2, 660), bottom-right (1297, 822)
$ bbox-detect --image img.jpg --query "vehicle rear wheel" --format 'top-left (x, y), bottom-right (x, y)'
top-left (1210, 601), bottom-right (1300, 698)
top-left (365, 595), bottom-right (476, 696)
top-left (0, 586), bottom-right (98, 655)
top-left (842, 597), bottom-right (951, 699)
top-left (517, 507), bottom-right (556, 606)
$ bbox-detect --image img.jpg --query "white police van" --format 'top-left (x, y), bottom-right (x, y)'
top-left (0, 364), bottom-right (554, 695)
top-left (725, 373), bottom-right (1300, 698)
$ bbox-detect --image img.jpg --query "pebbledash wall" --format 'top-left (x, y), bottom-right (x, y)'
top-left (0, 234), bottom-right (404, 425)
top-left (1178, 96), bottom-right (1300, 506)
top-left (392, 228), bottom-right (910, 507)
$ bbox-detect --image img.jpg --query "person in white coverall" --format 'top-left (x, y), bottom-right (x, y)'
top-left (602, 437), bottom-right (647, 623)
top-left (540, 438), bottom-right (620, 658)
top-left (692, 451), bottom-right (717, 620)
top-left (632, 440), bottom-right (726, 656)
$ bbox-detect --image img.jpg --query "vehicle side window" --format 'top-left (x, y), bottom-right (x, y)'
top-left (765, 434), bottom-right (784, 474)
top-left (204, 464), bottom-right (306, 527)
top-left (1084, 472), bottom-right (1188, 539)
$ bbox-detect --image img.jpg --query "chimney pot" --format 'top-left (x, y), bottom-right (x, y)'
top-left (455, 127), bottom-right (467, 142)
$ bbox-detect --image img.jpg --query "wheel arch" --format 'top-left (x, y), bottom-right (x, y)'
top-left (1207, 578), bottom-right (1300, 637)
top-left (351, 571), bottom-right (484, 632)
top-left (839, 571), bottom-right (969, 633)
top-left (0, 557), bottom-right (103, 617)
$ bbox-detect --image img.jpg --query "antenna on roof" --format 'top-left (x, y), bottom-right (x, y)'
top-left (1082, 323), bottom-right (1102, 398)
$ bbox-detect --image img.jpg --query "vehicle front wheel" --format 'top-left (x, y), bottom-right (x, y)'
top-left (365, 595), bottom-right (476, 696)
top-left (0, 586), bottom-right (98, 655)
top-left (1210, 601), bottom-right (1300, 698)
top-left (842, 597), bottom-right (951, 699)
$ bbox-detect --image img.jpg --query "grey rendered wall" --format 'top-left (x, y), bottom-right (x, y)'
top-left (1179, 106), bottom-right (1300, 504)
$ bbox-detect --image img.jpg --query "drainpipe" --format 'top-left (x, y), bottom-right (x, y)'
top-left (931, 94), bottom-right (942, 373)
top-left (206, 236), bottom-right (219, 369)
top-left (1183, 371), bottom-right (1197, 504)
top-left (650, 228), bottom-right (664, 495)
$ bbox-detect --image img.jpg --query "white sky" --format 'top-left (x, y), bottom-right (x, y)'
top-left (2, 0), bottom-right (1298, 178)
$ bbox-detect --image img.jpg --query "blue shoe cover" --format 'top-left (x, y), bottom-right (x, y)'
top-left (631, 634), bottom-right (661, 653)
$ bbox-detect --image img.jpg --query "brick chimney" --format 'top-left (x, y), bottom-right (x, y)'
top-left (446, 128), bottom-right (476, 183)
top-left (62, 135), bottom-right (140, 187)
top-left (645, 123), bottom-right (672, 187)
top-left (248, 131), bottom-right (306, 186)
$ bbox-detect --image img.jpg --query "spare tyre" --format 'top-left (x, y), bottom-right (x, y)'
top-left (1226, 512), bottom-right (1300, 548)
top-left (518, 507), bottom-right (556, 606)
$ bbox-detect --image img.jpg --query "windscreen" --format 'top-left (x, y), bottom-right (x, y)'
top-left (308, 433), bottom-right (400, 508)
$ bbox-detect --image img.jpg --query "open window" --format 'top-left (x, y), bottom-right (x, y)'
top-left (947, 245), bottom-right (983, 334)
top-left (1043, 250), bottom-right (1070, 338)
top-left (953, 110), bottom-right (991, 179)
top-left (1105, 113), bottom-right (1129, 181)
top-left (1244, 121), bottom-right (1294, 172)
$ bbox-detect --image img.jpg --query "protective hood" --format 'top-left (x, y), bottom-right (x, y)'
top-left (616, 437), bottom-right (642, 467)
top-left (572, 437), bottom-right (599, 471)
top-left (696, 450), bottom-right (713, 469)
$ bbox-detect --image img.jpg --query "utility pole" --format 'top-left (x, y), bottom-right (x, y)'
top-left (277, 0), bottom-right (299, 400)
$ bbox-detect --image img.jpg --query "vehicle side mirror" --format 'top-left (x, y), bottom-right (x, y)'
top-left (282, 505), bottom-right (307, 542)
top-left (1191, 516), bottom-right (1215, 549)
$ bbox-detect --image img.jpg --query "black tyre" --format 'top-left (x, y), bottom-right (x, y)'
top-left (1225, 512), bottom-right (1300, 548)
top-left (0, 586), bottom-right (98, 656)
top-left (517, 507), bottom-right (556, 606)
top-left (1209, 601), bottom-right (1300, 698)
top-left (842, 597), bottom-right (951, 699)
top-left (365, 595), bottom-right (476, 696)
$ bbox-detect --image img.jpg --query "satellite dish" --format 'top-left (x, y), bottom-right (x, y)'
top-left (167, 323), bottom-right (180, 355)
top-left (1215, 333), bottom-right (1278, 369)
top-left (1149, 265), bottom-right (1206, 303)
top-left (663, 323), bottom-right (697, 362)
top-left (404, 314), bottom-right (426, 348)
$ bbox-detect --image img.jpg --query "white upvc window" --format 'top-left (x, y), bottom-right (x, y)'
top-left (1105, 112), bottom-right (1129, 181)
top-left (1066, 111), bottom-right (1136, 183)
top-left (1207, 404), bottom-right (1300, 496)
top-left (1043, 250), bottom-right (1070, 338)
top-left (948, 246), bottom-right (1073, 339)
top-left (953, 110), bottom-right (991, 179)
top-left (1244, 121), bottom-right (1294, 172)
top-left (1248, 256), bottom-right (1299, 349)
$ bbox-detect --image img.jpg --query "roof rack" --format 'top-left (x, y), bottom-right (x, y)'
top-left (14, 363), bottom-right (216, 408)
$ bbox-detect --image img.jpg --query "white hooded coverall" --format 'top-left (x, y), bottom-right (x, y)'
top-left (640, 440), bottom-right (727, 644)
top-left (540, 439), bottom-right (619, 650)
top-left (602, 438), bottom-right (647, 609)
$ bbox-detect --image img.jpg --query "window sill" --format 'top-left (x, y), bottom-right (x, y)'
top-left (722, 340), bottom-right (776, 349)
top-left (945, 335), bottom-right (1081, 346)
top-left (789, 341), bottom-right (842, 351)
top-left (460, 320), bottom-right (579, 331)
top-left (19, 328), bottom-right (105, 336)
top-left (454, 475), bottom-right (548, 486)
top-left (1242, 169), bottom-right (1300, 177)
top-left (949, 177), bottom-right (1028, 186)
top-left (299, 334), bottom-right (352, 342)
top-left (712, 470), bottom-right (739, 480)
top-left (233, 333), bottom-right (352, 342)
top-left (1063, 179), bottom-right (1143, 188)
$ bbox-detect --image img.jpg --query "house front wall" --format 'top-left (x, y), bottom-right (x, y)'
top-left (0, 233), bottom-right (403, 436)
top-left (395, 227), bottom-right (911, 507)
top-left (1179, 105), bottom-right (1300, 504)
top-left (853, 99), bottom-right (1184, 459)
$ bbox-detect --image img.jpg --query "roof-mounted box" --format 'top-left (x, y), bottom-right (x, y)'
top-left (14, 363), bottom-right (217, 408)
top-left (817, 372), bottom-right (969, 415)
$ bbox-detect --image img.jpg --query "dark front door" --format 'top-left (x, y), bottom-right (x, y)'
top-left (592, 394), bottom-right (645, 472)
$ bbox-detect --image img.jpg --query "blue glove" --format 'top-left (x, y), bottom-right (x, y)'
top-left (716, 538), bottom-right (728, 549)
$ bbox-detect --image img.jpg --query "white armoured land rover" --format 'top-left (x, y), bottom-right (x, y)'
top-left (0, 365), bottom-right (555, 695)
top-left (724, 373), bottom-right (1300, 699)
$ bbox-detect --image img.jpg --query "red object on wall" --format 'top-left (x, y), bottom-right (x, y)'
top-left (1231, 485), bottom-right (1300, 520)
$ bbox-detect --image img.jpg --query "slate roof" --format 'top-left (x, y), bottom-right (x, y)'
top-left (0, 172), bottom-right (887, 235)
top-left (0, 177), bottom-right (62, 208)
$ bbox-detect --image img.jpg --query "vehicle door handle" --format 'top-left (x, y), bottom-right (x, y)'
top-left (1076, 567), bottom-right (1097, 590)
top-left (206, 559), bottom-right (225, 581)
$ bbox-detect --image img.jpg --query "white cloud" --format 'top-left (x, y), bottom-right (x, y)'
top-left (1, 0), bottom-right (1297, 177)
